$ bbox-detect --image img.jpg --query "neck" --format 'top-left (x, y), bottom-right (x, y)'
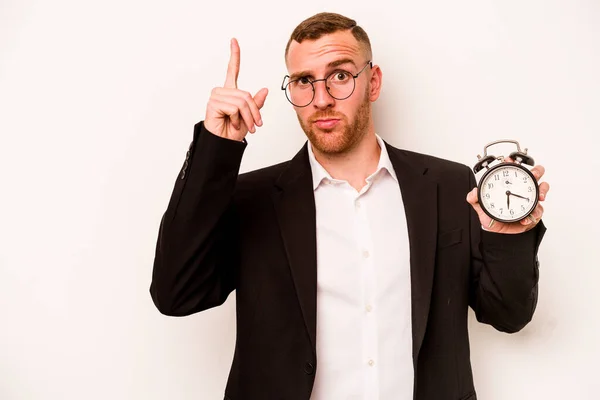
top-left (312, 128), bottom-right (381, 192)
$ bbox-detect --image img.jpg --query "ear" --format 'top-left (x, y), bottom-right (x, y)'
top-left (368, 64), bottom-right (383, 102)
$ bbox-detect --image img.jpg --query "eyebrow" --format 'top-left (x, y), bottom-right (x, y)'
top-left (289, 58), bottom-right (357, 81)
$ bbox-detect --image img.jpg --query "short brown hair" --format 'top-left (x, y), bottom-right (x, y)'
top-left (285, 12), bottom-right (372, 61)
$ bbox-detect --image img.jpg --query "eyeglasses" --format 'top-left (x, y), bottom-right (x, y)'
top-left (281, 61), bottom-right (372, 107)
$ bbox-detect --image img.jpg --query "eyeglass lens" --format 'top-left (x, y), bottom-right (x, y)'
top-left (285, 71), bottom-right (356, 107)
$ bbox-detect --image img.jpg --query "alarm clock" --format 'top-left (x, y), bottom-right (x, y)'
top-left (473, 140), bottom-right (539, 223)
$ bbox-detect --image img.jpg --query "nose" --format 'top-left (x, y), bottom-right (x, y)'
top-left (312, 80), bottom-right (334, 110)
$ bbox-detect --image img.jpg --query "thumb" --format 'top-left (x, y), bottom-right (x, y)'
top-left (466, 187), bottom-right (489, 222)
top-left (254, 88), bottom-right (269, 109)
top-left (466, 187), bottom-right (478, 206)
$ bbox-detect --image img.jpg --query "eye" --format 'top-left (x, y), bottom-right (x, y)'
top-left (289, 76), bottom-right (312, 90)
top-left (330, 71), bottom-right (351, 83)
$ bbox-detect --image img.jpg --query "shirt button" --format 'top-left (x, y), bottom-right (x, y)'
top-left (365, 305), bottom-right (373, 313)
top-left (355, 200), bottom-right (361, 209)
top-left (363, 250), bottom-right (370, 259)
top-left (368, 359), bottom-right (375, 367)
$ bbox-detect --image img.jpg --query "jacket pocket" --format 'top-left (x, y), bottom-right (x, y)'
top-left (438, 228), bottom-right (463, 248)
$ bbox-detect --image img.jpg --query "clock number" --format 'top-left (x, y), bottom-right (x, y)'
top-left (515, 171), bottom-right (518, 177)
top-left (494, 175), bottom-right (500, 181)
top-left (490, 203), bottom-right (495, 209)
top-left (528, 187), bottom-right (532, 192)
top-left (510, 209), bottom-right (515, 216)
top-left (523, 177), bottom-right (528, 183)
top-left (503, 171), bottom-right (509, 177)
top-left (488, 183), bottom-right (494, 189)
top-left (499, 208), bottom-right (504, 214)
top-left (521, 205), bottom-right (526, 211)
top-left (485, 193), bottom-right (490, 199)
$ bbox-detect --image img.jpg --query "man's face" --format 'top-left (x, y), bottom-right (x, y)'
top-left (286, 31), bottom-right (379, 155)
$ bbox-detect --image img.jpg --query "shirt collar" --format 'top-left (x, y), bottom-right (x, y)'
top-left (307, 134), bottom-right (398, 191)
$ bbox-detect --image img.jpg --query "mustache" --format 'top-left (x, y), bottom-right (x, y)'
top-left (310, 112), bottom-right (345, 123)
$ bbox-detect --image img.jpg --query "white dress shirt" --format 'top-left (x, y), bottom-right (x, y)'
top-left (308, 135), bottom-right (413, 400)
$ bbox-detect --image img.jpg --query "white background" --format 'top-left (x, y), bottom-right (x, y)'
top-left (1, 0), bottom-right (599, 399)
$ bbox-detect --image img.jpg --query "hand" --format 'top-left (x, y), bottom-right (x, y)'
top-left (204, 38), bottom-right (269, 141)
top-left (466, 160), bottom-right (550, 234)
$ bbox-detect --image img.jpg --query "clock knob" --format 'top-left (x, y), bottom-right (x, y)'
top-left (508, 151), bottom-right (534, 166)
top-left (473, 155), bottom-right (497, 173)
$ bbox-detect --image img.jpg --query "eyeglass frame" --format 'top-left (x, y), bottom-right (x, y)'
top-left (281, 60), bottom-right (373, 107)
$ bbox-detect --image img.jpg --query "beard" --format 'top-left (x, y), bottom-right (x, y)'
top-left (297, 88), bottom-right (371, 155)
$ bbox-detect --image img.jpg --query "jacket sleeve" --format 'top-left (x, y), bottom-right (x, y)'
top-left (468, 169), bottom-right (546, 333)
top-left (149, 122), bottom-right (246, 316)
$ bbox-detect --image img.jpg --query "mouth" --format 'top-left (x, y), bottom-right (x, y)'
top-left (313, 118), bottom-right (341, 130)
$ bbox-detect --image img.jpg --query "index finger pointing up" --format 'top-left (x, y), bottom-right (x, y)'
top-left (225, 38), bottom-right (240, 88)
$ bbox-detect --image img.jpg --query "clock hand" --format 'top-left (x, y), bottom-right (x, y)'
top-left (506, 191), bottom-right (510, 209)
top-left (508, 192), bottom-right (530, 201)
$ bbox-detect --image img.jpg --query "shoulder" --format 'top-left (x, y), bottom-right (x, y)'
top-left (387, 144), bottom-right (472, 183)
top-left (235, 142), bottom-right (310, 195)
top-left (238, 161), bottom-right (290, 185)
top-left (234, 160), bottom-right (291, 200)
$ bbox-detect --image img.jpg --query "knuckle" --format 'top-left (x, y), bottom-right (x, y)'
top-left (239, 100), bottom-right (251, 112)
top-left (226, 103), bottom-right (239, 114)
top-left (232, 96), bottom-right (245, 108)
top-left (240, 106), bottom-right (253, 117)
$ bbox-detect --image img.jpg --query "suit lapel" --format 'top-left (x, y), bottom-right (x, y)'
top-left (270, 140), bottom-right (438, 363)
top-left (386, 143), bottom-right (438, 365)
top-left (271, 143), bottom-right (318, 356)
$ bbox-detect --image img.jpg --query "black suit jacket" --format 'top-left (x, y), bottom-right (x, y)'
top-left (150, 122), bottom-right (545, 400)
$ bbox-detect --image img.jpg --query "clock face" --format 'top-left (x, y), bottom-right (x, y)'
top-left (478, 164), bottom-right (539, 222)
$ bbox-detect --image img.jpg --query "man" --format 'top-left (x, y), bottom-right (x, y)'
top-left (150, 12), bottom-right (549, 400)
